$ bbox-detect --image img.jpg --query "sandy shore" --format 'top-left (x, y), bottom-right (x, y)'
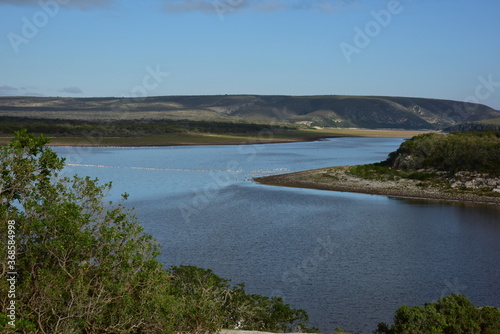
top-left (255, 166), bottom-right (500, 205)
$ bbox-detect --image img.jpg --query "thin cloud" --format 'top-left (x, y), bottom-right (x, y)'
top-left (0, 85), bottom-right (44, 96)
top-left (161, 0), bottom-right (360, 13)
top-left (0, 0), bottom-right (114, 10)
top-left (59, 86), bottom-right (84, 94)
top-left (0, 85), bottom-right (18, 91)
top-left (0, 85), bottom-right (19, 96)
top-left (162, 0), bottom-right (221, 12)
top-left (295, 0), bottom-right (360, 12)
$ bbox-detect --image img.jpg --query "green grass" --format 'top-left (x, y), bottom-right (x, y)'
top-left (473, 117), bottom-right (500, 125)
top-left (348, 163), bottom-right (439, 181)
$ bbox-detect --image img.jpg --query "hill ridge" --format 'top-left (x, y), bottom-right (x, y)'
top-left (1, 95), bottom-right (499, 130)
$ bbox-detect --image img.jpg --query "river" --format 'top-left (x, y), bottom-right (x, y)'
top-left (53, 137), bottom-right (500, 333)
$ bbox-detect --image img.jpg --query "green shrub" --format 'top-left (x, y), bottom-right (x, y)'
top-left (375, 294), bottom-right (500, 334)
top-left (0, 117), bottom-right (294, 137)
top-left (167, 265), bottom-right (317, 333)
top-left (1, 130), bottom-right (177, 333)
top-left (385, 131), bottom-right (500, 175)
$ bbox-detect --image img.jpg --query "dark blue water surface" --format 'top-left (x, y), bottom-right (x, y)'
top-left (54, 137), bottom-right (500, 333)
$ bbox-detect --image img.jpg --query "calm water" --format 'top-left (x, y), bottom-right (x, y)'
top-left (54, 138), bottom-right (500, 333)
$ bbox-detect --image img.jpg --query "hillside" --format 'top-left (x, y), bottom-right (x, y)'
top-left (1, 95), bottom-right (499, 130)
top-left (443, 117), bottom-right (500, 132)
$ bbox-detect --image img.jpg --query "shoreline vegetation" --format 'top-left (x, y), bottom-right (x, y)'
top-left (256, 131), bottom-right (500, 205)
top-left (254, 166), bottom-right (500, 205)
top-left (0, 128), bottom-right (431, 147)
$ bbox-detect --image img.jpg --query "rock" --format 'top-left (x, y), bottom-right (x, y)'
top-left (486, 179), bottom-right (496, 187)
top-left (465, 181), bottom-right (475, 188)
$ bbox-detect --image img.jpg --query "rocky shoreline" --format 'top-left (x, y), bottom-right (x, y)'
top-left (254, 166), bottom-right (500, 205)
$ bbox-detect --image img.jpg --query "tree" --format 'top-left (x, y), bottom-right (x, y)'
top-left (167, 265), bottom-right (316, 333)
top-left (1, 130), bottom-right (175, 333)
top-left (375, 294), bottom-right (500, 334)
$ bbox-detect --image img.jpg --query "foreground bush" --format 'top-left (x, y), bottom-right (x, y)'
top-left (168, 265), bottom-right (315, 333)
top-left (375, 294), bottom-right (500, 334)
top-left (0, 130), bottom-right (178, 333)
top-left (0, 130), bottom-right (314, 333)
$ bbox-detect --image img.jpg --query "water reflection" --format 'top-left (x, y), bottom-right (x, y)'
top-left (54, 138), bottom-right (500, 333)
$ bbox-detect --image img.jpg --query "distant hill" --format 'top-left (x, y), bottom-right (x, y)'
top-left (443, 117), bottom-right (500, 132)
top-left (1, 95), bottom-right (499, 130)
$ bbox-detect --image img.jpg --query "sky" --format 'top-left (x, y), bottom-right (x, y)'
top-left (1, 0), bottom-right (499, 109)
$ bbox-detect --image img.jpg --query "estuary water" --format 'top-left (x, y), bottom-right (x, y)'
top-left (53, 137), bottom-right (500, 333)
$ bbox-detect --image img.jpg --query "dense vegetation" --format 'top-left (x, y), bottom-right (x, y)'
top-left (0, 130), bottom-right (315, 333)
top-left (384, 131), bottom-right (500, 175)
top-left (0, 116), bottom-right (292, 137)
top-left (375, 294), bottom-right (500, 334)
top-left (167, 265), bottom-right (314, 333)
top-left (444, 118), bottom-right (500, 132)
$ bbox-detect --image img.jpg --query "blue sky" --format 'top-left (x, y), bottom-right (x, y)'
top-left (1, 0), bottom-right (499, 109)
